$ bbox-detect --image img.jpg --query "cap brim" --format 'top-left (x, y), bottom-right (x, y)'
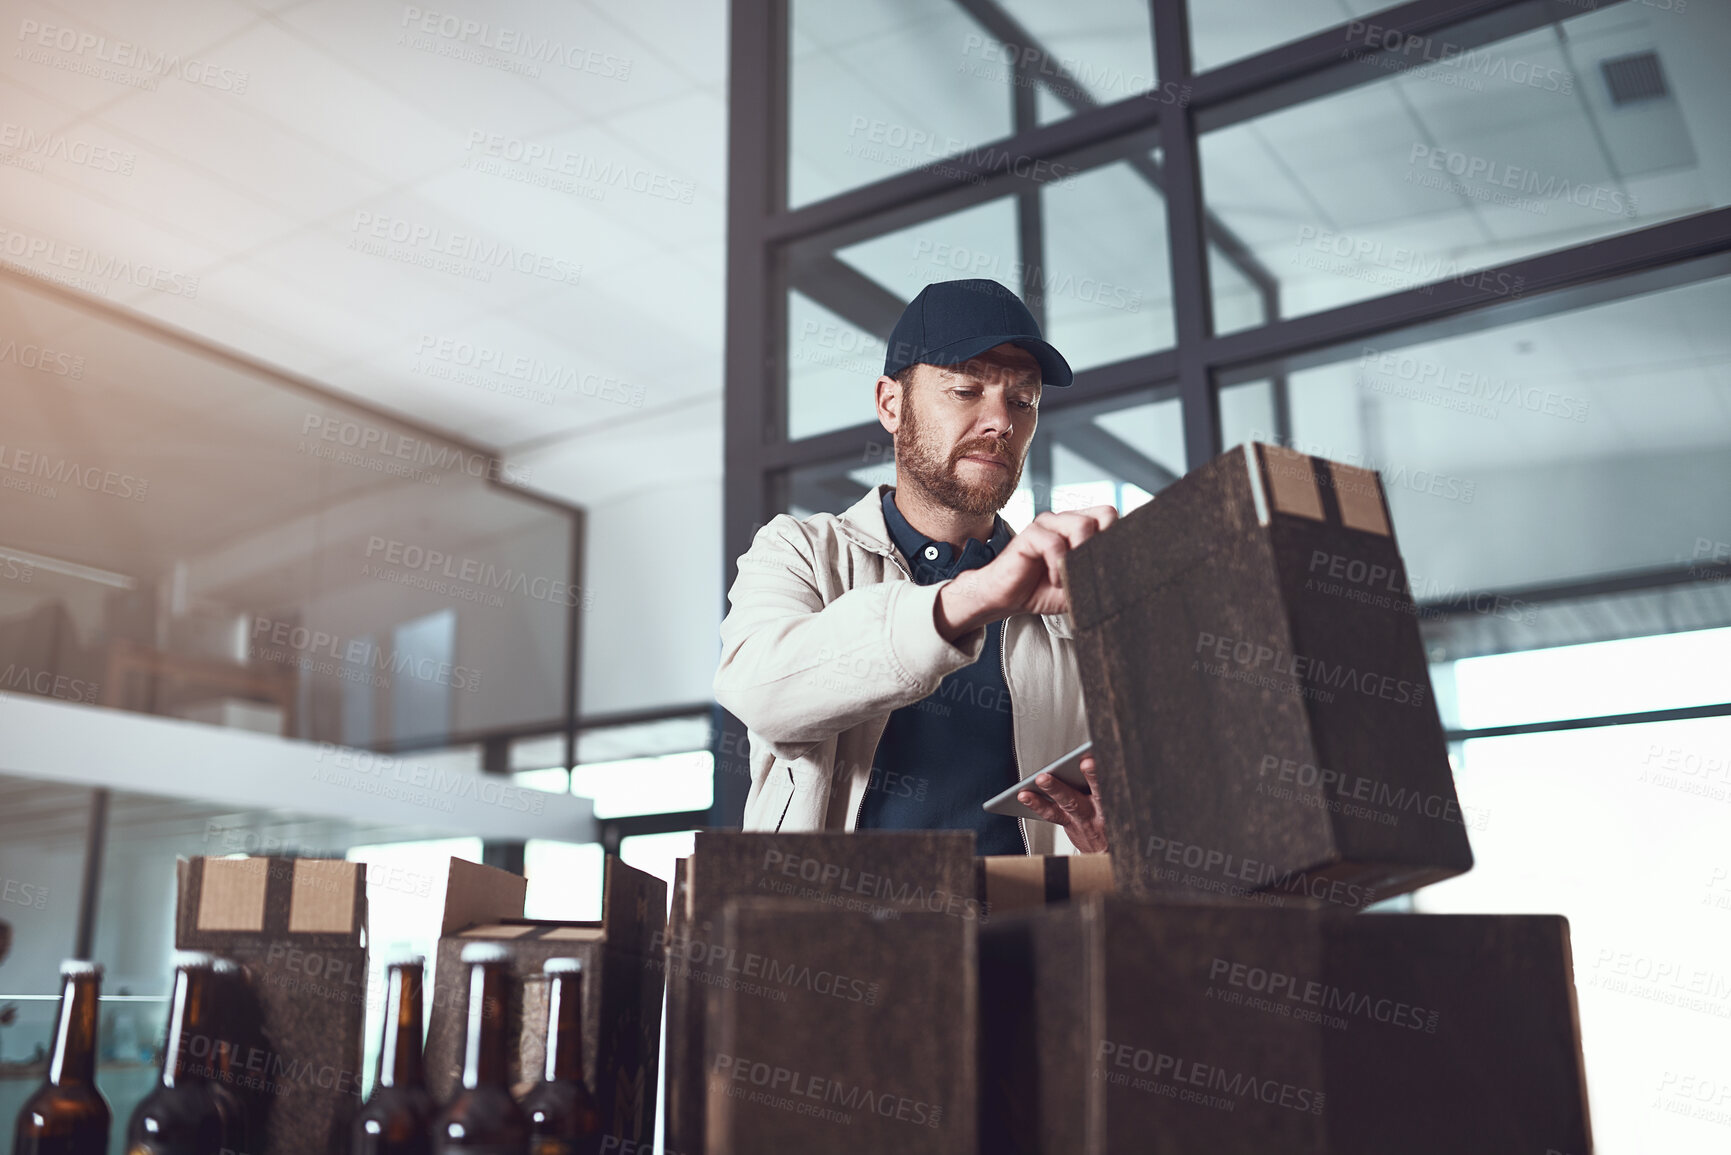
top-left (917, 334), bottom-right (1073, 388)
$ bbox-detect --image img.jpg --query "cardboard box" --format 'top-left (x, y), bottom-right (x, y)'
top-left (977, 853), bottom-right (1115, 916)
top-left (978, 896), bottom-right (1592, 1154)
top-left (1066, 443), bottom-right (1474, 908)
top-left (663, 831), bottom-right (977, 1155)
top-left (424, 855), bottom-right (666, 1150)
top-left (706, 898), bottom-right (976, 1154)
top-left (174, 855), bottom-right (368, 1155)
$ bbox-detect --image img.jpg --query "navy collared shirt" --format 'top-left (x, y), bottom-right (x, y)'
top-left (857, 488), bottom-right (1026, 855)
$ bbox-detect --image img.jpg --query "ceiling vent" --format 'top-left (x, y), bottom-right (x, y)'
top-left (1601, 51), bottom-right (1669, 106)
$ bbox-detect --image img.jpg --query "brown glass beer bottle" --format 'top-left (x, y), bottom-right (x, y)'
top-left (520, 959), bottom-right (601, 1155)
top-left (353, 956), bottom-right (434, 1155)
top-left (432, 944), bottom-right (528, 1154)
top-left (202, 957), bottom-right (250, 1153)
top-left (11, 959), bottom-right (112, 1155)
top-left (125, 953), bottom-right (225, 1155)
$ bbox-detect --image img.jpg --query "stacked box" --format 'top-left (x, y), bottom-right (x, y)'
top-left (424, 855), bottom-right (666, 1150)
top-left (663, 831), bottom-right (977, 1155)
top-left (978, 896), bottom-right (1593, 1154)
top-left (706, 898), bottom-right (976, 1154)
top-left (1065, 443), bottom-right (1474, 907)
top-left (174, 855), bottom-right (368, 1155)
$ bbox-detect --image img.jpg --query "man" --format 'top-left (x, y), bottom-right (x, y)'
top-left (715, 278), bottom-right (1117, 854)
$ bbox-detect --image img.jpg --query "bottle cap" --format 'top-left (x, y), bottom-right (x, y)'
top-left (171, 950), bottom-right (218, 969)
top-left (386, 952), bottom-right (427, 969)
top-left (459, 942), bottom-right (511, 965)
top-left (59, 959), bottom-right (103, 978)
top-left (543, 957), bottom-right (583, 975)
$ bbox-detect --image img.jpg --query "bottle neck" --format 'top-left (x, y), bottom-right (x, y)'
top-left (378, 964), bottom-right (426, 1089)
top-left (48, 972), bottom-right (100, 1086)
top-left (461, 962), bottom-right (512, 1091)
top-left (544, 972), bottom-right (584, 1084)
top-left (158, 967), bottom-right (201, 1089)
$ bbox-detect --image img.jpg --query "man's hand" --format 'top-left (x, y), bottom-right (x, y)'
top-left (934, 505), bottom-right (1118, 640)
top-left (1017, 754), bottom-right (1108, 853)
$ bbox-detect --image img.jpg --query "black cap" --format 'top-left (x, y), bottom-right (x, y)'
top-left (883, 279), bottom-right (1072, 388)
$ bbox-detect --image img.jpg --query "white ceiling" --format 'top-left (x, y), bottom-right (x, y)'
top-left (0, 0), bottom-right (728, 509)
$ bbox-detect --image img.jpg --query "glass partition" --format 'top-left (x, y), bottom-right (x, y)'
top-left (1202, 3), bottom-right (1729, 331)
top-left (788, 0), bottom-right (1160, 208)
top-left (1218, 266), bottom-right (1731, 598)
top-left (0, 272), bottom-right (580, 753)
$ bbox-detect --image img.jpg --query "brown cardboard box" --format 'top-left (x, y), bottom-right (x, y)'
top-left (1066, 444), bottom-right (1474, 908)
top-left (174, 855), bottom-right (368, 1155)
top-left (977, 853), bottom-right (1115, 916)
top-left (423, 855), bottom-right (666, 1150)
top-left (978, 896), bottom-right (1592, 1154)
top-left (663, 831), bottom-right (977, 1155)
top-left (705, 897), bottom-right (976, 1155)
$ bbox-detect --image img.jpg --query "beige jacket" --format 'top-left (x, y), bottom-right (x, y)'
top-left (714, 484), bottom-right (1089, 854)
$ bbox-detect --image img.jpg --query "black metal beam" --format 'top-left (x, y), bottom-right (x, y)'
top-left (717, 0), bottom-right (788, 829)
top-left (1150, 0), bottom-right (1220, 470)
top-left (788, 255), bottom-right (909, 340)
top-left (1419, 560), bottom-right (1731, 619)
top-left (1206, 209), bottom-right (1731, 384)
top-left (955, 0), bottom-right (1279, 303)
top-left (1444, 700), bottom-right (1731, 743)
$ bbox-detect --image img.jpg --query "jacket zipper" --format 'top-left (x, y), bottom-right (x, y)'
top-left (1001, 616), bottom-right (1031, 855)
top-left (853, 545), bottom-right (912, 834)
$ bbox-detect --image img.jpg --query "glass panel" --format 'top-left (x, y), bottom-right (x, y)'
top-left (788, 0), bottom-right (1158, 208)
top-left (1190, 0), bottom-right (1386, 72)
top-left (788, 197), bottom-right (1020, 442)
top-left (1417, 690), bottom-right (1731, 1153)
top-left (0, 274), bottom-right (577, 755)
top-left (570, 751), bottom-right (714, 818)
top-left (1218, 269), bottom-right (1731, 597)
top-left (1039, 154), bottom-right (1176, 371)
top-left (787, 289), bottom-right (891, 441)
top-left (1203, 4), bottom-right (1729, 331)
top-left (1455, 626), bottom-right (1731, 729)
top-left (785, 138), bottom-right (1173, 441)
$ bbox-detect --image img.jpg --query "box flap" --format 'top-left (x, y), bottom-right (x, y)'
top-left (440, 856), bottom-right (527, 935)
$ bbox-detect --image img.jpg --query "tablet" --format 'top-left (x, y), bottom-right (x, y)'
top-left (982, 741), bottom-right (1094, 822)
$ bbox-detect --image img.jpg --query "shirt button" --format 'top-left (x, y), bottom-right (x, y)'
top-left (923, 545), bottom-right (940, 560)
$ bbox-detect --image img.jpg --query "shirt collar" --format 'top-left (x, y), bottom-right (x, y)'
top-left (881, 487), bottom-right (1012, 580)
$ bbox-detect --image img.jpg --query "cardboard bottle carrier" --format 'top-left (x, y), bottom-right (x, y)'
top-left (663, 830), bottom-right (978, 1155)
top-left (174, 855), bottom-right (369, 1155)
top-left (978, 895), bottom-right (1592, 1155)
top-left (1065, 443), bottom-right (1475, 908)
top-left (423, 854), bottom-right (666, 1151)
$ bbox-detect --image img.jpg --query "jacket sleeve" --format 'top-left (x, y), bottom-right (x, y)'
top-left (714, 516), bottom-right (989, 755)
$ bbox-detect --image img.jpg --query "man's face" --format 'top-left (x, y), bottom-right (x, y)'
top-left (883, 344), bottom-right (1042, 516)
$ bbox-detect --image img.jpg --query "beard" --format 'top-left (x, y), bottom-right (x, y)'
top-left (894, 389), bottom-right (1025, 516)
